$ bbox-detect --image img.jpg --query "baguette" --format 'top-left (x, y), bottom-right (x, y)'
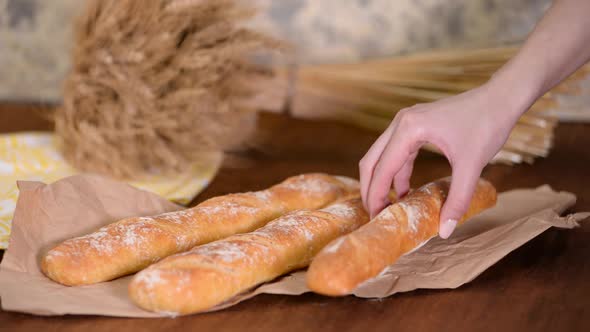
top-left (41, 173), bottom-right (359, 286)
top-left (128, 197), bottom-right (369, 315)
top-left (306, 177), bottom-right (497, 296)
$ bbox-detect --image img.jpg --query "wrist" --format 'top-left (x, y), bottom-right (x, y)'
top-left (484, 63), bottom-right (543, 120)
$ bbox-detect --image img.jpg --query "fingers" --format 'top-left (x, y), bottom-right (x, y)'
top-left (438, 161), bottom-right (482, 239)
top-left (366, 123), bottom-right (423, 218)
top-left (359, 123), bottom-right (396, 210)
top-left (366, 143), bottom-right (407, 218)
top-left (392, 151), bottom-right (418, 199)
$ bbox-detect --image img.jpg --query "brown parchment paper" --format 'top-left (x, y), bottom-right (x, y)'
top-left (0, 174), bottom-right (588, 317)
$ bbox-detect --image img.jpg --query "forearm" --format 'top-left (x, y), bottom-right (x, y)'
top-left (488, 0), bottom-right (590, 117)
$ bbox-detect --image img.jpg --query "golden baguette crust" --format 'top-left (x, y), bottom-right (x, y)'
top-left (128, 197), bottom-right (369, 315)
top-left (41, 173), bottom-right (359, 286)
top-left (306, 177), bottom-right (497, 296)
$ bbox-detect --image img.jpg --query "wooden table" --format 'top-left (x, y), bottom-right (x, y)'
top-left (1, 103), bottom-right (589, 331)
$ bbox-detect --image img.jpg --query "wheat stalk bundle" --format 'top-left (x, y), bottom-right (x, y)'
top-left (53, 0), bottom-right (279, 178)
top-left (281, 47), bottom-right (590, 164)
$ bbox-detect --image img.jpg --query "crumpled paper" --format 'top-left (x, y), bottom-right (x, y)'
top-left (0, 174), bottom-right (588, 317)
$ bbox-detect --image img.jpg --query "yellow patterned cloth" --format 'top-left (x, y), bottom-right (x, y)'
top-left (0, 132), bottom-right (222, 249)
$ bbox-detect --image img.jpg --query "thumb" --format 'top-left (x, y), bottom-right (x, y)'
top-left (439, 163), bottom-right (481, 239)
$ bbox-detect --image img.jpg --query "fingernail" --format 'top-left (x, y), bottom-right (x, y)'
top-left (439, 219), bottom-right (457, 239)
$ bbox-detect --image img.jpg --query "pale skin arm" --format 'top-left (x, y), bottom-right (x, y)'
top-left (360, 0), bottom-right (590, 238)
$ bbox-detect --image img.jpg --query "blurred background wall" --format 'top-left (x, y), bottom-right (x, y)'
top-left (0, 0), bottom-right (551, 102)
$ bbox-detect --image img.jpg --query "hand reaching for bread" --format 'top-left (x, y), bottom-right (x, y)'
top-left (359, 0), bottom-right (590, 241)
top-left (358, 85), bottom-right (517, 241)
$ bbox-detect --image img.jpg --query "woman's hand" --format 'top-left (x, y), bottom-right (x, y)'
top-left (359, 82), bottom-right (524, 239)
top-left (359, 0), bottom-right (590, 239)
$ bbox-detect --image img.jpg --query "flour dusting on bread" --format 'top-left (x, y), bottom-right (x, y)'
top-left (321, 202), bottom-right (357, 219)
top-left (398, 202), bottom-right (424, 233)
top-left (198, 201), bottom-right (259, 216)
top-left (191, 241), bottom-right (249, 263)
top-left (323, 237), bottom-right (346, 254)
top-left (263, 212), bottom-right (318, 241)
top-left (334, 176), bottom-right (360, 190)
top-left (77, 228), bottom-right (114, 253)
top-left (376, 206), bottom-right (394, 221)
top-left (253, 190), bottom-right (272, 202)
top-left (156, 210), bottom-right (192, 224)
top-left (283, 175), bottom-right (338, 194)
top-left (134, 269), bottom-right (164, 290)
